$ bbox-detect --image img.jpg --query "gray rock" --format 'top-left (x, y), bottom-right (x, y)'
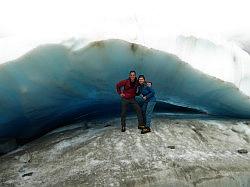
top-left (237, 149), bottom-right (248, 154)
top-left (167, 145), bottom-right (175, 149)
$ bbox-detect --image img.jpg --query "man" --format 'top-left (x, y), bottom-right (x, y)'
top-left (116, 71), bottom-right (144, 132)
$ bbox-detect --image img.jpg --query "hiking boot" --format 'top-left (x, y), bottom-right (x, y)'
top-left (121, 126), bottom-right (126, 132)
top-left (141, 127), bottom-right (151, 134)
top-left (138, 124), bottom-right (145, 129)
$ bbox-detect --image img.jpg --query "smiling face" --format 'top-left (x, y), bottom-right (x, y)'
top-left (129, 72), bottom-right (136, 82)
top-left (138, 77), bottom-right (145, 84)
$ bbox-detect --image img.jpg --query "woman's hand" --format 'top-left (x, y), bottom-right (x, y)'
top-left (120, 93), bottom-right (125, 97)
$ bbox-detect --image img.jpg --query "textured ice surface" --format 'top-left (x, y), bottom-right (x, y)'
top-left (1, 39), bottom-right (250, 141)
top-left (166, 36), bottom-right (250, 97)
top-left (1, 118), bottom-right (250, 186)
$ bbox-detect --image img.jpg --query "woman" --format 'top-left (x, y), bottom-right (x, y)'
top-left (137, 75), bottom-right (156, 134)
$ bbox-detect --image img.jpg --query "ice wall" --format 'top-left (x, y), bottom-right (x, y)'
top-left (157, 36), bottom-right (250, 97)
top-left (1, 39), bottom-right (250, 141)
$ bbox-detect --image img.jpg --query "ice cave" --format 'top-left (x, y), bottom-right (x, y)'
top-left (1, 1), bottom-right (250, 186)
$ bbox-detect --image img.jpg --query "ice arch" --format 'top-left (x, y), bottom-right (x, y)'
top-left (1, 39), bottom-right (250, 141)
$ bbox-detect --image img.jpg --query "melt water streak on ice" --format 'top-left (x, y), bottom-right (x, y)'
top-left (1, 39), bottom-right (250, 141)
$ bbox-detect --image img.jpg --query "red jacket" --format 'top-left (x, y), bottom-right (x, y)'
top-left (116, 79), bottom-right (138, 99)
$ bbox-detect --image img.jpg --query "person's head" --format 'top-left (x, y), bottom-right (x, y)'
top-left (138, 75), bottom-right (146, 85)
top-left (147, 81), bottom-right (152, 87)
top-left (129, 70), bottom-right (136, 82)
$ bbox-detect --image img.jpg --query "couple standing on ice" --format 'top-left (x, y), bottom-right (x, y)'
top-left (116, 70), bottom-right (156, 134)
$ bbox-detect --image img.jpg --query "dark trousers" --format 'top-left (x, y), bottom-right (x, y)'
top-left (121, 98), bottom-right (144, 127)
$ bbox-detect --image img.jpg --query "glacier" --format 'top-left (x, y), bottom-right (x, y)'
top-left (1, 117), bottom-right (250, 186)
top-left (1, 38), bottom-right (250, 145)
top-left (165, 36), bottom-right (250, 97)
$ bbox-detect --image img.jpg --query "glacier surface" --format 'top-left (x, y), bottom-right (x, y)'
top-left (1, 39), bottom-right (250, 142)
top-left (1, 117), bottom-right (250, 186)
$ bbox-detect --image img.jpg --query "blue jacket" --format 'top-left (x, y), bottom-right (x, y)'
top-left (137, 83), bottom-right (156, 102)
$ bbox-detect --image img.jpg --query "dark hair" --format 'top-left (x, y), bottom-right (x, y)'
top-left (147, 81), bottom-right (152, 85)
top-left (138, 75), bottom-right (145, 80)
top-left (129, 70), bottom-right (136, 75)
